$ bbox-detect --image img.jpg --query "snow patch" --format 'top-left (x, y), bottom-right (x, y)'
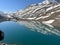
top-left (7, 15), bottom-right (13, 18)
top-left (36, 15), bottom-right (51, 20)
top-left (27, 17), bottom-right (36, 20)
top-left (47, 7), bottom-right (53, 11)
top-left (42, 20), bottom-right (55, 27)
top-left (55, 18), bottom-right (60, 19)
top-left (42, 20), bottom-right (55, 24)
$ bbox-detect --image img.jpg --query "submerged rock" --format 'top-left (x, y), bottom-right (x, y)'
top-left (0, 30), bottom-right (4, 41)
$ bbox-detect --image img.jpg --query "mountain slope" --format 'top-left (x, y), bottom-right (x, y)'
top-left (6, 0), bottom-right (60, 36)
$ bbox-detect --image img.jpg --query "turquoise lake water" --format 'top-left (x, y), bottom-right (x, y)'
top-left (0, 21), bottom-right (60, 45)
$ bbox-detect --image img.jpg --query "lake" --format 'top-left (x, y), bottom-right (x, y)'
top-left (0, 21), bottom-right (60, 45)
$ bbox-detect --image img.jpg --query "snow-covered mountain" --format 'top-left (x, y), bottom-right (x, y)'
top-left (1, 0), bottom-right (60, 36)
top-left (9, 0), bottom-right (60, 36)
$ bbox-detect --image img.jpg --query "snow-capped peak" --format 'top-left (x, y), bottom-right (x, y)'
top-left (43, 0), bottom-right (59, 4)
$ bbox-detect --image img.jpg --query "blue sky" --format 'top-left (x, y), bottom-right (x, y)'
top-left (0, 0), bottom-right (44, 12)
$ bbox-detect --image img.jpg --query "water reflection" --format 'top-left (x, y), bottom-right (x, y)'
top-left (18, 21), bottom-right (60, 36)
top-left (0, 21), bottom-right (60, 45)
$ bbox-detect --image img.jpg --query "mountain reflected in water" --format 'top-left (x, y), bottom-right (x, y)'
top-left (0, 21), bottom-right (60, 45)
